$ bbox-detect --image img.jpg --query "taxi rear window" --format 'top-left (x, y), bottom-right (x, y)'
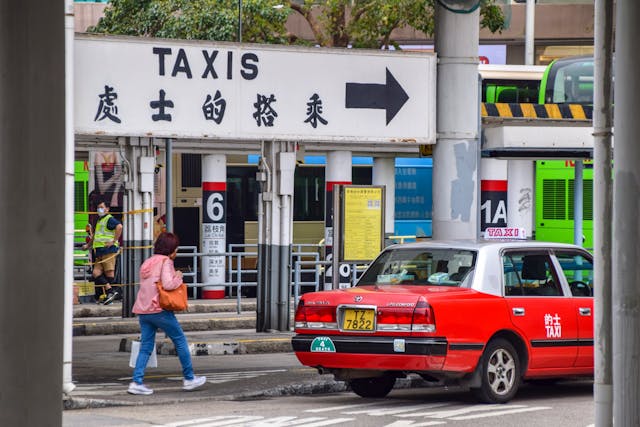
top-left (357, 248), bottom-right (477, 287)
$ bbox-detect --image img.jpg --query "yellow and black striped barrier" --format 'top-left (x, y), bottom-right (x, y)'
top-left (482, 103), bottom-right (593, 120)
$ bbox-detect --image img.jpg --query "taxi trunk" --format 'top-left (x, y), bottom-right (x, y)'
top-left (292, 285), bottom-right (478, 373)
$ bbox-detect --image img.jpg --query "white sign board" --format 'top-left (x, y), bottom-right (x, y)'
top-left (75, 35), bottom-right (436, 144)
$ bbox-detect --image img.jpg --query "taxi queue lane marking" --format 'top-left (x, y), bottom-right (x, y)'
top-left (154, 401), bottom-right (555, 426)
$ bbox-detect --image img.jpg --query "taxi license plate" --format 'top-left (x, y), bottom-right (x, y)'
top-left (342, 308), bottom-right (375, 331)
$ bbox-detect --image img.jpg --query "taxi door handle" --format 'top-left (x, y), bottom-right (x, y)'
top-left (579, 307), bottom-right (591, 316)
top-left (512, 307), bottom-right (525, 316)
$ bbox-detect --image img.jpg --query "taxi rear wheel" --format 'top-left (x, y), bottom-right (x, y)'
top-left (472, 338), bottom-right (521, 403)
top-left (349, 376), bottom-right (396, 398)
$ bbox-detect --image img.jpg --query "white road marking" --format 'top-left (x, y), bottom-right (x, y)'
top-left (449, 405), bottom-right (551, 420)
top-left (395, 404), bottom-right (523, 418)
top-left (161, 415), bottom-right (353, 427)
top-left (383, 421), bottom-right (446, 427)
top-left (156, 400), bottom-right (552, 427)
top-left (161, 416), bottom-right (264, 426)
top-left (305, 402), bottom-right (384, 413)
top-left (343, 403), bottom-right (448, 416)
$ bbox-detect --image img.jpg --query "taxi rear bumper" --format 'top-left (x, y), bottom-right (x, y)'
top-left (292, 334), bottom-right (448, 371)
top-left (292, 334), bottom-right (448, 356)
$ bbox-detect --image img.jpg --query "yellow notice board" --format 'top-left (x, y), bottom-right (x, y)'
top-left (342, 186), bottom-right (384, 262)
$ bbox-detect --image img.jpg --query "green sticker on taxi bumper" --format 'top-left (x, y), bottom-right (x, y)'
top-left (310, 336), bottom-right (336, 352)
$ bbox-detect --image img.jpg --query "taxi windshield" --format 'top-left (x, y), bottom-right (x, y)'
top-left (357, 248), bottom-right (477, 287)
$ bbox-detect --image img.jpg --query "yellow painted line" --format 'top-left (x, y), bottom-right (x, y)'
top-left (481, 103), bottom-right (488, 117)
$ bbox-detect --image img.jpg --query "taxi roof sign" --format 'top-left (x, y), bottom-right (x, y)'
top-left (484, 227), bottom-right (527, 240)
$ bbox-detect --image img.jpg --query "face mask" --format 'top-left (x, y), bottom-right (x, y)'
top-left (97, 207), bottom-right (106, 216)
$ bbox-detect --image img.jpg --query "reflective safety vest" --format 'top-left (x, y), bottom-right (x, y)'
top-left (93, 214), bottom-right (119, 249)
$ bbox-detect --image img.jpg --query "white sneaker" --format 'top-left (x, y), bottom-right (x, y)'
top-left (183, 375), bottom-right (207, 391)
top-left (127, 382), bottom-right (153, 395)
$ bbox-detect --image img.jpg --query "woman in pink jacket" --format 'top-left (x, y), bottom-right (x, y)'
top-left (127, 232), bottom-right (206, 395)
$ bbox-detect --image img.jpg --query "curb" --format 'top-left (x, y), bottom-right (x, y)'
top-left (73, 302), bottom-right (258, 318)
top-left (73, 316), bottom-right (256, 336)
top-left (62, 376), bottom-right (432, 410)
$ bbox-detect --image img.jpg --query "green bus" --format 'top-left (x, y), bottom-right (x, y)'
top-left (479, 63), bottom-right (545, 103)
top-left (535, 160), bottom-right (593, 248)
top-left (538, 55), bottom-right (594, 105)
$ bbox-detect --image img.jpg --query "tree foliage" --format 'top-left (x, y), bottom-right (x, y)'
top-left (88, 0), bottom-right (505, 49)
top-left (88, 0), bottom-right (291, 44)
top-left (289, 0), bottom-right (505, 49)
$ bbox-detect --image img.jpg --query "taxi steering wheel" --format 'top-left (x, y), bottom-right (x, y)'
top-left (569, 280), bottom-right (591, 296)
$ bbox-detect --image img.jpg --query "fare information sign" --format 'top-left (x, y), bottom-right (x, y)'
top-left (75, 35), bottom-right (436, 143)
top-left (342, 186), bottom-right (384, 262)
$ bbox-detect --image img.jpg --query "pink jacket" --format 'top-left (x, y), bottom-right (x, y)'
top-left (132, 254), bottom-right (183, 314)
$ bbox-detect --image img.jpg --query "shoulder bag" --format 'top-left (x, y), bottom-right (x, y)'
top-left (156, 259), bottom-right (188, 311)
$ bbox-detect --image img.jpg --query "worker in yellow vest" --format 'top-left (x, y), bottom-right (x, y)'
top-left (85, 199), bottom-right (123, 304)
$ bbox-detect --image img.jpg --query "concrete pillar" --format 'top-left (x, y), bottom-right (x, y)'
top-left (506, 160), bottom-right (534, 238)
top-left (372, 157), bottom-right (395, 237)
top-left (480, 158), bottom-right (508, 234)
top-left (433, 4), bottom-right (480, 240)
top-left (202, 154), bottom-right (226, 299)
top-left (613, 1), bottom-right (640, 424)
top-left (0, 2), bottom-right (65, 424)
top-left (324, 151), bottom-right (352, 290)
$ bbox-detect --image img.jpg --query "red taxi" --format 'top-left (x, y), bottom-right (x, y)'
top-left (292, 240), bottom-right (594, 403)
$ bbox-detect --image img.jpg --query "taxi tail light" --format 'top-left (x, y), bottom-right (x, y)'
top-left (411, 297), bottom-right (436, 333)
top-left (294, 301), bottom-right (337, 329)
top-left (377, 308), bottom-right (413, 331)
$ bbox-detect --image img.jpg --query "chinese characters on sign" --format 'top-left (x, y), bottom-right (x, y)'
top-left (94, 86), bottom-right (329, 129)
top-left (304, 93), bottom-right (328, 128)
top-left (202, 90), bottom-right (226, 124)
top-left (253, 94), bottom-right (278, 127)
top-left (544, 313), bottom-right (562, 338)
top-left (150, 89), bottom-right (174, 122)
top-left (94, 85), bottom-right (121, 123)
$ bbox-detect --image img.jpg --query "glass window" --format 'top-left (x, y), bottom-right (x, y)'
top-left (503, 252), bottom-right (562, 297)
top-left (293, 166), bottom-right (324, 221)
top-left (358, 248), bottom-right (476, 287)
top-left (555, 251), bottom-right (593, 297)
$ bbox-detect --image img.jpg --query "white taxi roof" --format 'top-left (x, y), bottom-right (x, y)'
top-left (378, 239), bottom-right (590, 297)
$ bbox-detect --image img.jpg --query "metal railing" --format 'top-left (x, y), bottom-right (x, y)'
top-left (175, 243), bottom-right (331, 313)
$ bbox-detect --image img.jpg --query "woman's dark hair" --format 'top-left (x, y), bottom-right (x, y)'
top-left (154, 232), bottom-right (180, 255)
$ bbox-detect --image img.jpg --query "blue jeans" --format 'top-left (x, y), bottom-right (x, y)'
top-left (132, 311), bottom-right (194, 384)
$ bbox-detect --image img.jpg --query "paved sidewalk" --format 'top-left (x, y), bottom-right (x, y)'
top-left (66, 297), bottom-right (427, 410)
top-left (73, 298), bottom-right (294, 355)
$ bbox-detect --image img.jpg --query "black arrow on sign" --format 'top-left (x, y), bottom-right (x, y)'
top-left (345, 68), bottom-right (409, 125)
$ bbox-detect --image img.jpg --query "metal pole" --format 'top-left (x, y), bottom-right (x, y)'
top-left (613, 1), bottom-right (640, 424)
top-left (573, 160), bottom-right (583, 247)
top-left (524, 0), bottom-right (535, 65)
top-left (165, 138), bottom-right (173, 232)
top-left (62, 0), bottom-right (76, 396)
